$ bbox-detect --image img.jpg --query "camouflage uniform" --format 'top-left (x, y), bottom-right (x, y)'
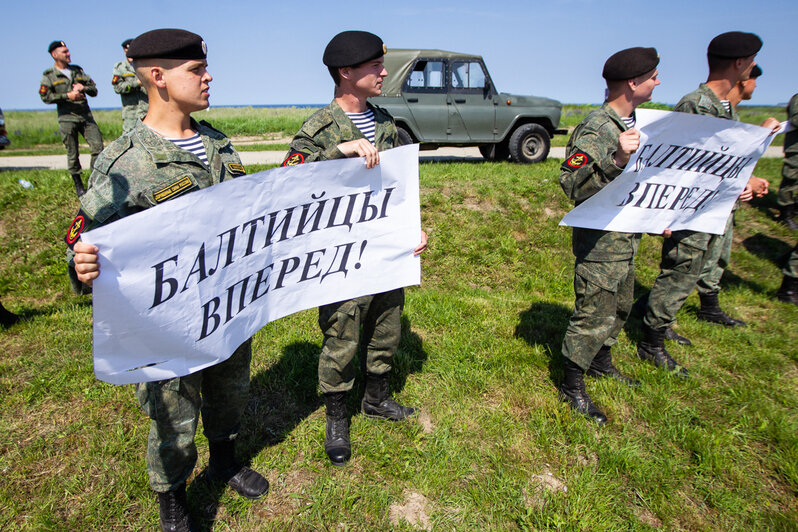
top-left (112, 60), bottom-right (148, 132)
top-left (643, 84), bottom-right (736, 329)
top-left (778, 93), bottom-right (798, 208)
top-left (39, 64), bottom-right (104, 175)
top-left (559, 103), bottom-right (640, 370)
top-left (69, 119), bottom-right (251, 492)
top-left (283, 99), bottom-right (403, 393)
top-left (785, 243), bottom-right (798, 279)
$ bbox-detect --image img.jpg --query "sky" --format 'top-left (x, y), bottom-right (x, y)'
top-left (2, 0), bottom-right (796, 111)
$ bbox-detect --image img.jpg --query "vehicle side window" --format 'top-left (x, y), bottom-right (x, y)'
top-left (451, 61), bottom-right (487, 92)
top-left (404, 60), bottom-right (446, 92)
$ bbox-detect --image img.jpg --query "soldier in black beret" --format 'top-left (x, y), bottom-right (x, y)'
top-left (73, 28), bottom-right (268, 531)
top-left (282, 31), bottom-right (427, 464)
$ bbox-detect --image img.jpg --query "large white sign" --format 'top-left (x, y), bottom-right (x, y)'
top-left (560, 109), bottom-right (780, 235)
top-left (82, 145), bottom-right (422, 385)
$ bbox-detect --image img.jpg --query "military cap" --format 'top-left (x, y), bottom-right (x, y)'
top-left (602, 47), bottom-right (659, 80)
top-left (707, 31), bottom-right (762, 58)
top-left (121, 38), bottom-right (133, 49)
top-left (750, 65), bottom-right (762, 78)
top-left (127, 28), bottom-right (207, 60)
top-left (48, 40), bottom-right (66, 53)
top-left (323, 31), bottom-right (386, 68)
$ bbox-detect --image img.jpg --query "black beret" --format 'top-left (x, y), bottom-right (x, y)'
top-left (323, 31), bottom-right (386, 68)
top-left (707, 31), bottom-right (762, 58)
top-left (48, 40), bottom-right (66, 53)
top-left (127, 28), bottom-right (207, 60)
top-left (602, 47), bottom-right (659, 80)
top-left (121, 39), bottom-right (133, 49)
top-left (749, 65), bottom-right (762, 78)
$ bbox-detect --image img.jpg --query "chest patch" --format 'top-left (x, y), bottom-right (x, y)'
top-left (153, 176), bottom-right (194, 203)
top-left (226, 163), bottom-right (246, 175)
top-left (566, 151), bottom-right (592, 168)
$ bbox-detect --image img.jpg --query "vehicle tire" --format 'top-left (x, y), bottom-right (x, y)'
top-left (397, 127), bottom-right (414, 146)
top-left (508, 123), bottom-right (550, 164)
top-left (479, 143), bottom-right (509, 162)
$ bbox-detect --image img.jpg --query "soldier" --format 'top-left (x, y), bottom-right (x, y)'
top-left (69, 29), bottom-right (268, 532)
top-left (558, 47), bottom-right (660, 424)
top-left (776, 243), bottom-right (798, 304)
top-left (638, 32), bottom-right (777, 368)
top-left (39, 40), bottom-right (104, 197)
top-left (282, 30), bottom-right (427, 465)
top-left (777, 93), bottom-right (798, 230)
top-left (112, 39), bottom-right (148, 133)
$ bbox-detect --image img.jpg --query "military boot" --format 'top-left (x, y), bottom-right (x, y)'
top-left (0, 302), bottom-right (20, 328)
top-left (637, 324), bottom-right (688, 377)
top-left (586, 346), bottom-right (640, 387)
top-left (776, 275), bottom-right (798, 305)
top-left (361, 372), bottom-right (415, 421)
top-left (208, 440), bottom-right (269, 499)
top-left (778, 205), bottom-right (798, 231)
top-left (697, 292), bottom-right (746, 327)
top-left (324, 392), bottom-right (351, 466)
top-left (71, 173), bottom-right (86, 197)
top-left (664, 326), bottom-right (692, 346)
top-left (559, 358), bottom-right (607, 425)
top-left (157, 484), bottom-right (196, 532)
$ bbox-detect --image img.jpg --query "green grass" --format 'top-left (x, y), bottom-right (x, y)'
top-left (0, 151), bottom-right (796, 529)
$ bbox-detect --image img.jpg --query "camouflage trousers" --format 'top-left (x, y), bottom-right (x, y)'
top-left (58, 116), bottom-right (103, 177)
top-left (318, 288), bottom-right (404, 394)
top-left (134, 340), bottom-right (252, 492)
top-left (561, 258), bottom-right (635, 371)
top-left (696, 214), bottom-right (734, 295)
top-left (778, 162), bottom-right (798, 208)
top-left (644, 230), bottom-right (710, 329)
top-left (784, 242), bottom-right (798, 278)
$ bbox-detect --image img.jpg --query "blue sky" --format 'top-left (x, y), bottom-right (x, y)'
top-left (2, 0), bottom-right (796, 110)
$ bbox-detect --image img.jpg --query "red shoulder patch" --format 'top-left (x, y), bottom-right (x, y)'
top-left (282, 152), bottom-right (305, 167)
top-left (112, 75), bottom-right (120, 84)
top-left (65, 210), bottom-right (87, 248)
top-left (566, 151), bottom-right (592, 168)
top-left (39, 84), bottom-right (48, 95)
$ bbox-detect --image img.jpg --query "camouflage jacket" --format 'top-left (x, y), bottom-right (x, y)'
top-left (66, 119), bottom-right (246, 291)
top-left (560, 103), bottom-right (640, 261)
top-left (39, 64), bottom-right (97, 121)
top-left (112, 60), bottom-right (148, 113)
top-left (674, 83), bottom-right (739, 121)
top-left (784, 93), bottom-right (798, 160)
top-left (282, 99), bottom-right (398, 166)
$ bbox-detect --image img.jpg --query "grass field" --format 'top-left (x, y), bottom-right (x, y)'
top-left (0, 151), bottom-right (796, 530)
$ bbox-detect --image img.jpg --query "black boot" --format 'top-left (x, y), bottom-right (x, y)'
top-left (664, 326), bottom-right (692, 346)
top-left (637, 324), bottom-right (688, 377)
top-left (324, 392), bottom-right (351, 466)
top-left (586, 346), bottom-right (640, 387)
top-left (361, 372), bottom-right (415, 421)
top-left (559, 359), bottom-right (607, 424)
top-left (0, 302), bottom-right (20, 328)
top-left (776, 275), bottom-right (798, 305)
top-left (71, 173), bottom-right (86, 197)
top-left (208, 440), bottom-right (269, 499)
top-left (778, 205), bottom-right (798, 231)
top-left (157, 484), bottom-right (196, 532)
top-left (697, 292), bottom-right (746, 327)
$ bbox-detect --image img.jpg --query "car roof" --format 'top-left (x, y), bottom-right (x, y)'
top-left (381, 49), bottom-right (482, 97)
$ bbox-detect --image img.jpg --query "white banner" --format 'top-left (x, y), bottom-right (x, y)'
top-left (82, 144), bottom-right (422, 385)
top-left (560, 109), bottom-right (780, 235)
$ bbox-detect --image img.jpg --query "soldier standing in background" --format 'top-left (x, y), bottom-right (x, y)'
top-left (777, 93), bottom-right (798, 230)
top-left (113, 39), bottom-right (148, 133)
top-left (283, 30), bottom-right (427, 465)
top-left (39, 40), bottom-right (104, 197)
top-left (557, 47), bottom-right (660, 424)
top-left (69, 29), bottom-right (268, 531)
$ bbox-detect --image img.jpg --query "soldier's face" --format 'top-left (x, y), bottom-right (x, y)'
top-left (347, 57), bottom-right (388, 98)
top-left (164, 59), bottom-right (213, 112)
top-left (632, 68), bottom-right (660, 103)
top-left (51, 46), bottom-right (70, 64)
top-left (741, 77), bottom-right (757, 100)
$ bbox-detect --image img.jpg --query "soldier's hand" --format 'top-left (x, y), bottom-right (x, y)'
top-left (73, 241), bottom-right (100, 286)
top-left (739, 182), bottom-right (754, 202)
top-left (613, 128), bottom-right (640, 167)
top-left (72, 83), bottom-right (86, 93)
top-left (338, 139), bottom-right (380, 169)
top-left (66, 90), bottom-right (85, 101)
top-left (761, 117), bottom-right (780, 134)
top-left (414, 231), bottom-right (428, 256)
top-left (748, 176), bottom-right (769, 197)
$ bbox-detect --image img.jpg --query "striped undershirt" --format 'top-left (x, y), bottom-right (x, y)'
top-left (621, 114), bottom-right (636, 129)
top-left (163, 133), bottom-right (209, 166)
top-left (721, 100), bottom-right (732, 114)
top-left (346, 109), bottom-right (376, 144)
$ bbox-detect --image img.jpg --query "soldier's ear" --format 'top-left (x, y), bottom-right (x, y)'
top-left (150, 67), bottom-right (167, 88)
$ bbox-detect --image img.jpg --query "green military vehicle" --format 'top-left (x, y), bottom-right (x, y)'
top-left (369, 49), bottom-right (563, 163)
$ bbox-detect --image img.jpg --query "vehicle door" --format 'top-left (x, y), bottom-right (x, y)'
top-left (449, 59), bottom-right (497, 143)
top-left (401, 58), bottom-right (451, 143)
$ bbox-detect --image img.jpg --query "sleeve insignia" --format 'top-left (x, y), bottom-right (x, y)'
top-left (153, 176), bottom-right (195, 203)
top-left (64, 210), bottom-right (88, 249)
top-left (282, 152), bottom-right (305, 167)
top-left (112, 75), bottom-right (120, 84)
top-left (226, 163), bottom-right (246, 176)
top-left (566, 151), bottom-right (592, 168)
top-left (39, 84), bottom-right (48, 95)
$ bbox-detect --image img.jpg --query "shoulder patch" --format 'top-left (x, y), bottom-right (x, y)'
top-left (153, 176), bottom-right (195, 203)
top-left (39, 84), bottom-right (48, 95)
top-left (65, 209), bottom-right (88, 249)
top-left (112, 75), bottom-right (120, 84)
top-left (282, 151), bottom-right (306, 166)
top-left (565, 151), bottom-right (593, 168)
top-left (226, 163), bottom-right (246, 175)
